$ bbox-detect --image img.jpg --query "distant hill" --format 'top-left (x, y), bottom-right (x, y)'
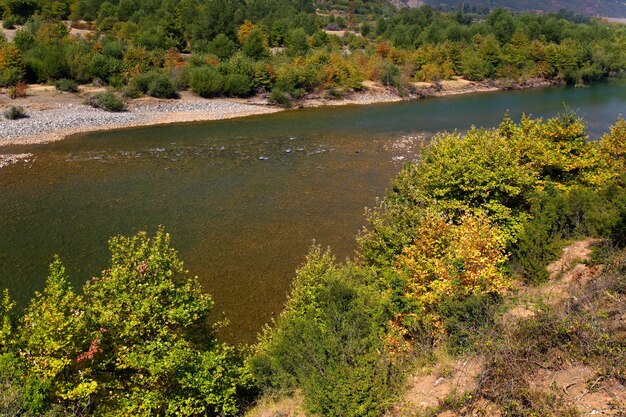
top-left (393, 0), bottom-right (626, 18)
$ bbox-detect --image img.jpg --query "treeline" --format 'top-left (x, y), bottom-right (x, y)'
top-left (0, 5), bottom-right (625, 106)
top-left (2, 113), bottom-right (626, 416)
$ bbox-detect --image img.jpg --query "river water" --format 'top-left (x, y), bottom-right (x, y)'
top-left (1, 79), bottom-right (625, 342)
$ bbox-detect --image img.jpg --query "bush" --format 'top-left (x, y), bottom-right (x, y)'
top-left (3, 105), bottom-right (27, 120)
top-left (252, 248), bottom-right (400, 417)
top-left (243, 27), bottom-right (269, 60)
top-left (207, 33), bottom-right (237, 60)
top-left (268, 88), bottom-right (292, 107)
top-left (0, 229), bottom-right (249, 416)
top-left (128, 71), bottom-right (178, 99)
top-left (86, 92), bottom-right (125, 112)
top-left (7, 82), bottom-right (27, 99)
top-left (189, 67), bottom-right (224, 98)
top-left (54, 78), bottom-right (78, 93)
top-left (380, 62), bottom-right (401, 88)
top-left (223, 73), bottom-right (253, 97)
top-left (2, 17), bottom-right (16, 30)
top-left (390, 213), bottom-right (509, 349)
top-left (146, 73), bottom-right (178, 98)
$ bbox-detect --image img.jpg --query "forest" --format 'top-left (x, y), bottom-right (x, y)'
top-left (0, 1), bottom-right (624, 107)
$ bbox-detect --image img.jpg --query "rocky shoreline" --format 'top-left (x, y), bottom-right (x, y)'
top-left (0, 78), bottom-right (558, 150)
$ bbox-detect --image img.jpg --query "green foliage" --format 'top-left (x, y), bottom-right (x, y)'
top-left (206, 33), bottom-right (237, 60)
top-left (3, 105), bottom-right (27, 119)
top-left (0, 43), bottom-right (25, 86)
top-left (390, 127), bottom-right (536, 241)
top-left (86, 91), bottom-right (125, 112)
top-left (252, 247), bottom-right (400, 417)
top-left (224, 73), bottom-right (253, 97)
top-left (242, 27), bottom-right (269, 60)
top-left (189, 66), bottom-right (224, 98)
top-left (0, 290), bottom-right (14, 351)
top-left (0, 352), bottom-right (26, 415)
top-left (287, 28), bottom-right (309, 56)
top-left (380, 62), bottom-right (400, 88)
top-left (54, 78), bottom-right (78, 93)
top-left (268, 88), bottom-right (292, 107)
top-left (23, 42), bottom-right (69, 82)
top-left (512, 183), bottom-right (626, 283)
top-left (1, 229), bottom-right (249, 416)
top-left (128, 70), bottom-right (178, 99)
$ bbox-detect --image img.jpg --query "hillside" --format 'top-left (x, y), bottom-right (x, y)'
top-left (394, 0), bottom-right (626, 17)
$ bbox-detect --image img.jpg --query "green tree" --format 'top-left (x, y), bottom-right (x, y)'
top-left (207, 33), bottom-right (237, 60)
top-left (287, 28), bottom-right (309, 56)
top-left (242, 27), bottom-right (269, 60)
top-left (252, 248), bottom-right (399, 417)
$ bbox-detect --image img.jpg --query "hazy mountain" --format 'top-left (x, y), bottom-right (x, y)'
top-left (393, 0), bottom-right (626, 18)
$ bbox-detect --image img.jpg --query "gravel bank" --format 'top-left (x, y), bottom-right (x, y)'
top-left (0, 99), bottom-right (282, 146)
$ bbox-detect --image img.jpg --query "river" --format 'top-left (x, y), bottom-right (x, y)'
top-left (1, 79), bottom-right (625, 342)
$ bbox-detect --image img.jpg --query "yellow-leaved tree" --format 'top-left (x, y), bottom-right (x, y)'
top-left (389, 212), bottom-right (509, 351)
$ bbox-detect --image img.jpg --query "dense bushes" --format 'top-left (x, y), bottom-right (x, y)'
top-left (1, 6), bottom-right (623, 103)
top-left (0, 230), bottom-right (248, 416)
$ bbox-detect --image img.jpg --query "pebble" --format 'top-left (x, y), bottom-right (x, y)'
top-left (0, 101), bottom-right (265, 142)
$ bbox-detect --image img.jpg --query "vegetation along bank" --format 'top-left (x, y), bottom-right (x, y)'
top-left (0, 2), bottom-right (625, 144)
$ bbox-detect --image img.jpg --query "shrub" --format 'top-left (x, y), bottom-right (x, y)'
top-left (390, 213), bottom-right (509, 349)
top-left (252, 248), bottom-right (399, 417)
top-left (86, 92), bottom-right (125, 112)
top-left (0, 44), bottom-right (25, 87)
top-left (54, 78), bottom-right (78, 93)
top-left (146, 72), bottom-right (178, 98)
top-left (0, 229), bottom-right (249, 416)
top-left (189, 67), bottom-right (224, 98)
top-left (128, 71), bottom-right (178, 99)
top-left (3, 105), bottom-right (27, 120)
top-left (7, 82), bottom-right (27, 99)
top-left (243, 27), bottom-right (269, 60)
top-left (207, 33), bottom-right (237, 60)
top-left (268, 88), bottom-right (292, 107)
top-left (2, 17), bottom-right (16, 30)
top-left (380, 62), bottom-right (401, 88)
top-left (23, 42), bottom-right (69, 83)
top-left (223, 73), bottom-right (253, 97)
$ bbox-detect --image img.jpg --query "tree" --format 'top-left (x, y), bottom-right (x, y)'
top-left (287, 28), bottom-right (309, 56)
top-left (0, 43), bottom-right (25, 86)
top-left (242, 27), bottom-right (269, 60)
top-left (392, 213), bottom-right (509, 345)
top-left (19, 258), bottom-right (88, 413)
top-left (2, 229), bottom-right (249, 416)
top-left (207, 33), bottom-right (236, 60)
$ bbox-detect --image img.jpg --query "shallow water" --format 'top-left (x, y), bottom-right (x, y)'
top-left (1, 80), bottom-right (625, 342)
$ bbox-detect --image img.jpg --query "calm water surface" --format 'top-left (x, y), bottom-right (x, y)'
top-left (1, 80), bottom-right (625, 342)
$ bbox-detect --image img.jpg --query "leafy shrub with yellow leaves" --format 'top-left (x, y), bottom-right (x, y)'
top-left (388, 213), bottom-right (509, 349)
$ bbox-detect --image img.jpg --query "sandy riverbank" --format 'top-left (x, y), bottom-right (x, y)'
top-left (0, 78), bottom-right (556, 151)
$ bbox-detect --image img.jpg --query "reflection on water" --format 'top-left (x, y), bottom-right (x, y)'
top-left (1, 79), bottom-right (625, 342)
